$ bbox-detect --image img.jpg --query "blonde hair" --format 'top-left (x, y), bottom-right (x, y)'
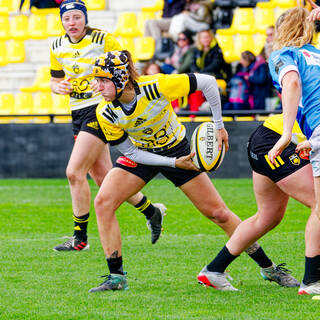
top-left (195, 29), bottom-right (215, 50)
top-left (122, 50), bottom-right (139, 83)
top-left (273, 7), bottom-right (314, 51)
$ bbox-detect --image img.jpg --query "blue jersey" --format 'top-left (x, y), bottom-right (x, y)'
top-left (269, 44), bottom-right (320, 139)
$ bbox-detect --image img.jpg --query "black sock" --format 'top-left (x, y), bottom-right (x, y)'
top-left (247, 246), bottom-right (272, 268)
top-left (73, 213), bottom-right (89, 241)
top-left (107, 256), bottom-right (124, 275)
top-left (206, 246), bottom-right (239, 273)
top-left (303, 255), bottom-right (320, 285)
top-left (135, 196), bottom-right (155, 219)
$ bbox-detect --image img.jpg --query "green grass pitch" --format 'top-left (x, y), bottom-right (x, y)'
top-left (1, 178), bottom-right (319, 319)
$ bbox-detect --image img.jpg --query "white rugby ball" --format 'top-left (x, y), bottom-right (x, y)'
top-left (190, 122), bottom-right (225, 172)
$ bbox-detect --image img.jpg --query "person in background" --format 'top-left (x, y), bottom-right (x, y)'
top-left (141, 61), bottom-right (162, 75)
top-left (144, 0), bottom-right (186, 41)
top-left (50, 0), bottom-right (166, 252)
top-left (260, 26), bottom-right (275, 62)
top-left (19, 0), bottom-right (60, 13)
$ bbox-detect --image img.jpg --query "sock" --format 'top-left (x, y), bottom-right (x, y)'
top-left (135, 196), bottom-right (155, 219)
top-left (73, 213), bottom-right (89, 242)
top-left (247, 245), bottom-right (272, 268)
top-left (107, 256), bottom-right (124, 275)
top-left (303, 255), bottom-right (320, 285)
top-left (206, 246), bottom-right (239, 273)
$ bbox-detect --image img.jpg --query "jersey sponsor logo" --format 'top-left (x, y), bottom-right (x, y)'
top-left (143, 128), bottom-right (153, 135)
top-left (301, 50), bottom-right (320, 66)
top-left (134, 117), bottom-right (146, 127)
top-left (289, 153), bottom-right (300, 165)
top-left (264, 154), bottom-right (284, 170)
top-left (87, 121), bottom-right (99, 130)
top-left (275, 60), bottom-right (284, 74)
top-left (101, 108), bottom-right (118, 123)
top-left (116, 156), bottom-right (138, 168)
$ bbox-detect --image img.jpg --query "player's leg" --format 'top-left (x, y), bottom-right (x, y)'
top-left (54, 131), bottom-right (105, 251)
top-left (89, 167), bottom-right (146, 292)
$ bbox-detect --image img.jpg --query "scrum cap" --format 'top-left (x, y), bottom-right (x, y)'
top-left (60, 0), bottom-right (88, 25)
top-left (93, 51), bottom-right (130, 99)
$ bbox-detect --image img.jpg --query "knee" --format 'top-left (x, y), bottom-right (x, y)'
top-left (253, 212), bottom-right (282, 231)
top-left (66, 166), bottom-right (82, 185)
top-left (94, 193), bottom-right (120, 217)
top-left (207, 205), bottom-right (232, 224)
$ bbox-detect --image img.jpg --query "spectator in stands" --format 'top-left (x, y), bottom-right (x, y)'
top-left (260, 25), bottom-right (274, 62)
top-left (19, 0), bottom-right (60, 13)
top-left (141, 61), bottom-right (163, 75)
top-left (168, 0), bottom-right (213, 41)
top-left (50, 0), bottom-right (164, 252)
top-left (190, 29), bottom-right (231, 81)
top-left (161, 30), bottom-right (195, 74)
top-left (144, 0), bottom-right (186, 41)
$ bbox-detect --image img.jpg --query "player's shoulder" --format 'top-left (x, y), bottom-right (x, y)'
top-left (50, 35), bottom-right (67, 51)
top-left (88, 27), bottom-right (109, 44)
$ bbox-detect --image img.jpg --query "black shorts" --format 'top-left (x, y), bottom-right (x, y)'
top-left (114, 138), bottom-right (201, 187)
top-left (247, 125), bottom-right (309, 182)
top-left (71, 104), bottom-right (107, 143)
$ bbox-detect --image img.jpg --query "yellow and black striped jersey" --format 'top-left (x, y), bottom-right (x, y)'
top-left (96, 73), bottom-right (197, 149)
top-left (263, 114), bottom-right (306, 144)
top-left (50, 28), bottom-right (121, 111)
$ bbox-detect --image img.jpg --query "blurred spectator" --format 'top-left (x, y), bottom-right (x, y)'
top-left (19, 0), bottom-right (60, 12)
top-left (191, 29), bottom-right (231, 81)
top-left (161, 30), bottom-right (195, 74)
top-left (259, 25), bottom-right (274, 62)
top-left (141, 61), bottom-right (163, 75)
top-left (168, 0), bottom-right (213, 41)
top-left (144, 0), bottom-right (186, 41)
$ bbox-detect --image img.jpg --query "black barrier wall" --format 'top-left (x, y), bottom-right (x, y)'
top-left (0, 121), bottom-right (262, 178)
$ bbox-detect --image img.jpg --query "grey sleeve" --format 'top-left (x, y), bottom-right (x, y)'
top-left (194, 73), bottom-right (224, 129)
top-left (116, 138), bottom-right (176, 167)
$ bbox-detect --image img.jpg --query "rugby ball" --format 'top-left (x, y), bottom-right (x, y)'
top-left (190, 122), bottom-right (225, 172)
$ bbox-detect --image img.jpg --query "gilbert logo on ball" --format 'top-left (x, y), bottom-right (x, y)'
top-left (190, 122), bottom-right (225, 172)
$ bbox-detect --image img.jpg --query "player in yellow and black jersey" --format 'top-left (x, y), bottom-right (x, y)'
top-left (199, 113), bottom-right (320, 292)
top-left (50, 0), bottom-right (166, 252)
top-left (87, 50), bottom-right (292, 293)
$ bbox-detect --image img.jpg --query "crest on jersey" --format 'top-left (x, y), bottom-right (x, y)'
top-left (289, 154), bottom-right (300, 166)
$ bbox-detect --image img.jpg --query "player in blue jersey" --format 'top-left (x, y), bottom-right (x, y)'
top-left (267, 7), bottom-right (320, 295)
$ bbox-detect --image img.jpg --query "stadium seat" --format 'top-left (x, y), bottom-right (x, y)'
top-left (254, 33), bottom-right (267, 55)
top-left (52, 94), bottom-right (71, 123)
top-left (28, 14), bottom-right (48, 40)
top-left (117, 37), bottom-right (136, 57)
top-left (272, 0), bottom-right (296, 7)
top-left (254, 8), bottom-right (275, 33)
top-left (113, 13), bottom-right (142, 37)
top-left (0, 93), bottom-right (15, 123)
top-left (31, 8), bottom-right (59, 15)
top-left (141, 0), bottom-right (164, 12)
top-left (0, 15), bottom-right (10, 40)
top-left (86, 0), bottom-right (106, 10)
top-left (21, 66), bottom-right (51, 93)
top-left (0, 0), bottom-right (11, 14)
top-left (135, 37), bottom-right (155, 61)
top-left (33, 92), bottom-right (53, 123)
top-left (47, 13), bottom-right (65, 37)
top-left (274, 7), bottom-right (288, 20)
top-left (137, 11), bottom-right (156, 35)
top-left (13, 92), bottom-right (34, 123)
top-left (0, 41), bottom-right (7, 66)
top-left (233, 34), bottom-right (255, 58)
top-left (7, 40), bottom-right (26, 64)
top-left (10, 15), bottom-right (29, 40)
top-left (230, 8), bottom-right (255, 34)
top-left (215, 34), bottom-right (238, 63)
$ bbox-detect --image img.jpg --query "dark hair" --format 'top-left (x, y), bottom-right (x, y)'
top-left (179, 30), bottom-right (194, 45)
top-left (241, 51), bottom-right (256, 65)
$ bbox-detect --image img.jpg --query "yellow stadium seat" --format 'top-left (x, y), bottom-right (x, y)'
top-left (272, 0), bottom-right (296, 7)
top-left (28, 14), bottom-right (48, 40)
top-left (216, 79), bottom-right (227, 95)
top-left (52, 94), bottom-right (72, 123)
top-left (0, 41), bottom-right (8, 66)
top-left (10, 15), bottom-right (29, 40)
top-left (117, 37), bottom-right (136, 57)
top-left (230, 8), bottom-right (255, 34)
top-left (19, 0), bottom-right (30, 13)
top-left (21, 66), bottom-right (51, 93)
top-left (11, 0), bottom-right (21, 12)
top-left (215, 27), bottom-right (235, 36)
top-left (254, 33), bottom-right (267, 56)
top-left (137, 11), bottom-right (156, 34)
top-left (135, 37), bottom-right (155, 61)
top-left (0, 0), bottom-right (11, 14)
top-left (7, 40), bottom-right (25, 64)
top-left (86, 0), bottom-right (106, 10)
top-left (141, 0), bottom-right (164, 12)
top-left (0, 15), bottom-right (10, 40)
top-left (233, 34), bottom-right (255, 59)
top-left (113, 13), bottom-right (142, 37)
top-left (215, 34), bottom-right (238, 63)
top-left (254, 8), bottom-right (275, 33)
top-left (14, 92), bottom-right (34, 123)
top-left (33, 92), bottom-right (53, 123)
top-left (274, 7), bottom-right (288, 20)
top-left (0, 93), bottom-right (15, 123)
top-left (31, 7), bottom-right (59, 15)
top-left (47, 13), bottom-right (65, 37)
